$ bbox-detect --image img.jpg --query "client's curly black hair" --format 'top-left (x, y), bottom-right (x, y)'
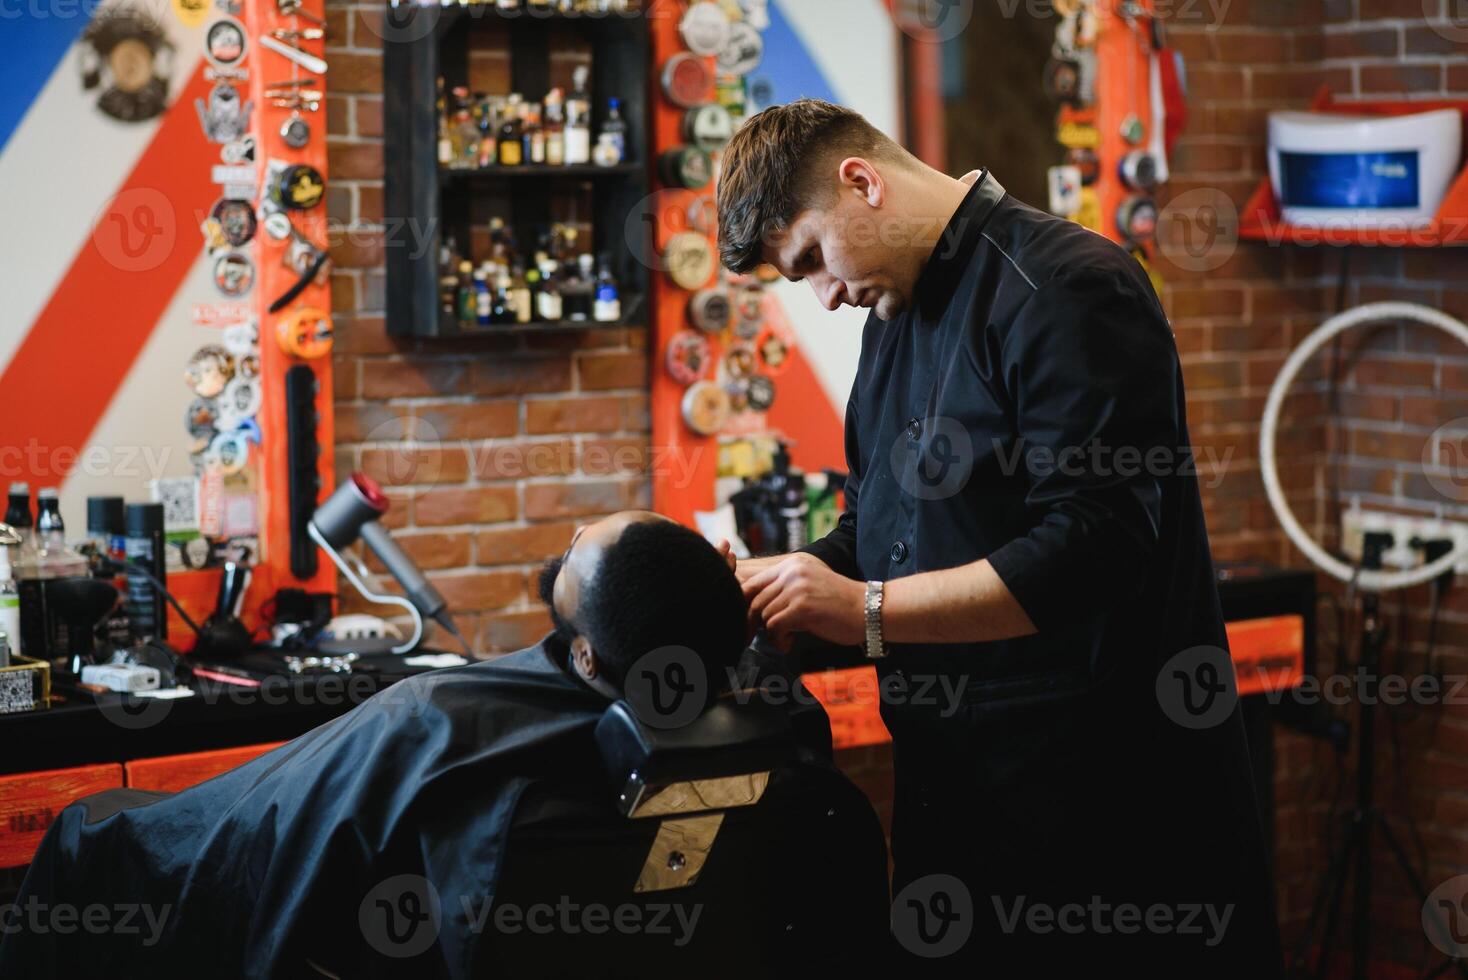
top-left (536, 521), bottom-right (747, 691)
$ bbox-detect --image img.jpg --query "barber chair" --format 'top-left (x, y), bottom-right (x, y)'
top-left (477, 693), bottom-right (891, 975)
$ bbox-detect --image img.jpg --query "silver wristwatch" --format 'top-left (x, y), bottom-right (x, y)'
top-left (864, 580), bottom-right (888, 660)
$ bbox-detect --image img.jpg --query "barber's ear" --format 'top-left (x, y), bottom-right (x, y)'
top-left (837, 157), bottom-right (884, 208)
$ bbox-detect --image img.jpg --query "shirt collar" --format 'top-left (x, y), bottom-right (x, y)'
top-left (913, 168), bottom-right (1006, 321)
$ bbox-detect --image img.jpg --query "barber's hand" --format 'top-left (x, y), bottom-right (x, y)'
top-left (715, 538), bottom-right (737, 573)
top-left (730, 552), bottom-right (783, 587)
top-left (742, 553), bottom-right (866, 647)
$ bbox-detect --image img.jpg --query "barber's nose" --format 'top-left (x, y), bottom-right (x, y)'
top-left (810, 274), bottom-right (841, 312)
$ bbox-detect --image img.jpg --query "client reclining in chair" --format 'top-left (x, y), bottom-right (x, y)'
top-left (0, 511), bottom-right (788, 977)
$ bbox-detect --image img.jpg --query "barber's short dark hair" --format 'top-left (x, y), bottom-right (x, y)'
top-left (717, 98), bottom-right (914, 273)
top-left (578, 521), bottom-right (747, 691)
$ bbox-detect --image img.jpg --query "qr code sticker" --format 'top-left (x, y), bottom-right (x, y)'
top-left (0, 671), bottom-right (35, 714)
top-left (150, 476), bottom-right (200, 532)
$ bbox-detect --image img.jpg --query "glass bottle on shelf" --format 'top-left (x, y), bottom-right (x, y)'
top-left (544, 88), bottom-right (566, 165)
top-left (537, 257), bottom-right (563, 321)
top-left (453, 87), bottom-right (479, 169)
top-left (455, 261), bottom-right (474, 325)
top-left (526, 103), bottom-right (546, 164)
top-left (474, 269), bottom-right (492, 327)
top-left (495, 267), bottom-right (516, 325)
top-left (599, 97), bottom-right (626, 164)
top-left (511, 264), bottom-right (533, 324)
top-left (476, 95), bottom-right (498, 168)
top-left (594, 259), bottom-right (621, 322)
top-left (436, 79), bottom-right (452, 166)
top-left (565, 65), bottom-right (592, 165)
top-left (498, 96), bottom-right (524, 166)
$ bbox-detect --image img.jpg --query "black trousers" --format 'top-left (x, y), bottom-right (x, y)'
top-left (883, 695), bottom-right (1285, 976)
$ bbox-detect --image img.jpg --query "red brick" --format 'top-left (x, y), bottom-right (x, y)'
top-left (328, 227), bottom-right (385, 268)
top-left (577, 351), bottom-right (648, 391)
top-left (335, 403), bottom-right (412, 444)
top-left (474, 522), bottom-right (577, 566)
top-left (1322, 26), bottom-right (1400, 59)
top-left (413, 401), bottom-right (519, 441)
top-left (523, 481), bottom-right (624, 519)
top-left (326, 95), bottom-right (350, 137)
top-left (471, 440), bottom-right (578, 481)
top-left (580, 438), bottom-right (651, 476)
top-left (327, 142), bottom-right (386, 182)
top-left (414, 486), bottom-right (518, 526)
top-left (359, 446), bottom-right (469, 486)
top-left (361, 358), bottom-right (471, 398)
top-left (355, 97), bottom-right (385, 139)
top-left (325, 52), bottom-right (383, 94)
top-left (332, 315), bottom-right (402, 356)
top-left (1359, 63), bottom-right (1443, 94)
top-left (472, 356), bottom-right (572, 396)
top-left (426, 570), bottom-right (524, 612)
top-left (363, 531), bottom-right (469, 572)
top-left (524, 396), bottom-right (623, 434)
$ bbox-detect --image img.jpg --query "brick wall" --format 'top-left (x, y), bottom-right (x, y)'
top-left (1165, 0), bottom-right (1468, 967)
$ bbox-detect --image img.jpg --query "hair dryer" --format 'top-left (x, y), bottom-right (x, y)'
top-left (308, 473), bottom-right (469, 655)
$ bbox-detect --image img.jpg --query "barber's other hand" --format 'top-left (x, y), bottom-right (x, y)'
top-left (742, 553), bottom-right (865, 647)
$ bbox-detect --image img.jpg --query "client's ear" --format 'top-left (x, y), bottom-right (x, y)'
top-left (570, 636), bottom-right (597, 680)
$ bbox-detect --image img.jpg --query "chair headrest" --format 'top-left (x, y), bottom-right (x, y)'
top-left (594, 693), bottom-right (796, 789)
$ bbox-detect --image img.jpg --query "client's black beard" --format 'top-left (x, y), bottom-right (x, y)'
top-left (537, 556), bottom-right (578, 650)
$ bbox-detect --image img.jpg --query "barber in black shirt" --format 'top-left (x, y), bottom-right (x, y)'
top-left (715, 99), bottom-right (1282, 973)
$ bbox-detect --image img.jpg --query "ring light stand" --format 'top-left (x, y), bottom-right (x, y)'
top-left (1260, 302), bottom-right (1468, 980)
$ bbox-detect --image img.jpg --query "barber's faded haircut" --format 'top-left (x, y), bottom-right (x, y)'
top-left (717, 98), bottom-right (912, 274)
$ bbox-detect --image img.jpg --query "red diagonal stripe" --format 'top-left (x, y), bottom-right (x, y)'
top-left (0, 62), bottom-right (217, 486)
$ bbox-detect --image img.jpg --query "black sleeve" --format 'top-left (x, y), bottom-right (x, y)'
top-left (984, 269), bottom-right (1178, 633)
top-left (797, 373), bottom-right (863, 581)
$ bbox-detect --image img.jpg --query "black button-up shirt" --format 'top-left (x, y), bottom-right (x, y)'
top-left (801, 171), bottom-right (1228, 715)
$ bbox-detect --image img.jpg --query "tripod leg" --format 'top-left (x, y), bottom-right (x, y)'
top-left (1375, 819), bottom-right (1468, 980)
top-left (1292, 820), bottom-right (1360, 979)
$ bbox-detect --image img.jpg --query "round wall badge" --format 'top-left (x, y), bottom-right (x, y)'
top-left (661, 52), bottom-right (713, 109)
top-left (725, 378), bottom-right (750, 412)
top-left (665, 330), bottom-right (711, 386)
top-left (754, 325), bottom-right (790, 375)
top-left (1117, 195), bottom-right (1158, 243)
top-left (683, 104), bottom-right (734, 154)
top-left (723, 342), bottom-right (756, 380)
top-left (277, 307), bottom-right (334, 359)
top-left (688, 288), bottom-right (733, 333)
top-left (185, 398), bottom-right (218, 453)
top-left (681, 380), bottom-right (732, 436)
top-left (206, 430), bottom-right (250, 475)
top-left (746, 374), bottom-right (776, 411)
top-left (210, 198), bottom-right (257, 247)
top-left (665, 231), bottom-right (715, 291)
top-left (213, 252), bottom-right (255, 297)
top-left (204, 17), bottom-right (248, 69)
top-left (659, 146), bottom-right (712, 190)
top-left (1066, 146), bottom-right (1099, 186)
top-left (185, 344), bottom-right (235, 398)
top-left (274, 164), bottom-right (325, 210)
top-left (80, 9), bottom-right (175, 124)
top-left (717, 21), bottom-right (764, 77)
top-left (217, 375), bottom-right (262, 427)
top-left (679, 1), bottom-right (731, 56)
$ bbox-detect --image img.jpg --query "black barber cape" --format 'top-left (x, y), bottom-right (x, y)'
top-left (801, 172), bottom-right (1282, 971)
top-left (1, 637), bottom-right (701, 977)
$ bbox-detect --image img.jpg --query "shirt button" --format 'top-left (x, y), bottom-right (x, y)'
top-left (906, 417), bottom-right (922, 440)
top-left (890, 541), bottom-right (907, 563)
